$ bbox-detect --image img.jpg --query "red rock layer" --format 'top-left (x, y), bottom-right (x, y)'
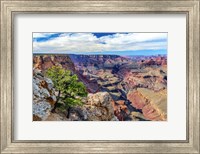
top-left (33, 55), bottom-right (75, 73)
top-left (127, 89), bottom-right (167, 121)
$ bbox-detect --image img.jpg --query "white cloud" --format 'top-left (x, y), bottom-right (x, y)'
top-left (33, 33), bottom-right (59, 38)
top-left (100, 33), bottom-right (167, 44)
top-left (33, 33), bottom-right (167, 54)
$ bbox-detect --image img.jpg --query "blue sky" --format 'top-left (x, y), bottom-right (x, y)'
top-left (33, 32), bottom-right (167, 55)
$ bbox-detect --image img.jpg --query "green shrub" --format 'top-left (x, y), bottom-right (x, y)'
top-left (45, 65), bottom-right (87, 112)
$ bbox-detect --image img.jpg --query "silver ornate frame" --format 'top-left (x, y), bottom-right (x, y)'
top-left (0, 0), bottom-right (199, 153)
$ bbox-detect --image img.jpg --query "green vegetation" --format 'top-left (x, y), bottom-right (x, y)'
top-left (45, 65), bottom-right (88, 113)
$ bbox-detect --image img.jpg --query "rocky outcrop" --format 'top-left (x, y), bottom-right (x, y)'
top-left (85, 92), bottom-right (118, 121)
top-left (33, 68), bottom-right (118, 121)
top-left (127, 88), bottom-right (167, 121)
top-left (33, 69), bottom-right (57, 121)
top-left (45, 113), bottom-right (67, 121)
top-left (33, 55), bottom-right (75, 73)
top-left (67, 92), bottom-right (118, 121)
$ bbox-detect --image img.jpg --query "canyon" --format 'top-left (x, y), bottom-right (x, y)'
top-left (33, 54), bottom-right (167, 121)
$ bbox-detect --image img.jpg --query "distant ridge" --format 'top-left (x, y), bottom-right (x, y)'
top-left (33, 53), bottom-right (167, 57)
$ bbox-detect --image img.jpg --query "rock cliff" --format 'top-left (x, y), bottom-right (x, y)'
top-left (33, 69), bottom-right (57, 121)
top-left (33, 55), bottom-right (75, 73)
top-left (127, 88), bottom-right (167, 121)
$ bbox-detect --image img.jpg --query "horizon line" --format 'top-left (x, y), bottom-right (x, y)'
top-left (33, 50), bottom-right (167, 56)
top-left (32, 53), bottom-right (167, 56)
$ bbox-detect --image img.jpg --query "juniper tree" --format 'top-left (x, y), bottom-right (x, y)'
top-left (45, 65), bottom-right (87, 114)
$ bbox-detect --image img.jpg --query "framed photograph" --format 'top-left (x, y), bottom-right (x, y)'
top-left (1, 0), bottom-right (199, 153)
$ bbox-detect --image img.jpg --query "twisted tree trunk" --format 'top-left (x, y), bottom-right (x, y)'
top-left (51, 90), bottom-right (60, 113)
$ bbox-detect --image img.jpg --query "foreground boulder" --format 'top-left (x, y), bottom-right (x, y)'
top-left (67, 92), bottom-right (118, 121)
top-left (85, 92), bottom-right (118, 121)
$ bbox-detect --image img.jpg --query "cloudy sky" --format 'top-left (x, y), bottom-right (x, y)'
top-left (33, 32), bottom-right (167, 55)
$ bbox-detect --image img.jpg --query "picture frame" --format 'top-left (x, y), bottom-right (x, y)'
top-left (0, 0), bottom-right (199, 153)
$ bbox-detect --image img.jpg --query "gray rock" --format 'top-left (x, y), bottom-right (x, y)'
top-left (33, 77), bottom-right (40, 85)
top-left (34, 69), bottom-right (44, 77)
top-left (111, 116), bottom-right (119, 121)
top-left (33, 101), bottom-right (51, 119)
top-left (40, 88), bottom-right (50, 98)
top-left (82, 110), bottom-right (88, 120)
top-left (51, 95), bottom-right (57, 102)
top-left (33, 69), bottom-right (57, 121)
top-left (33, 82), bottom-right (40, 97)
top-left (44, 77), bottom-right (54, 90)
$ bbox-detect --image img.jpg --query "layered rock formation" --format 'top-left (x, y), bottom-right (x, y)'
top-left (68, 54), bottom-right (167, 121)
top-left (127, 88), bottom-right (167, 121)
top-left (33, 54), bottom-right (167, 121)
top-left (33, 55), bottom-right (75, 73)
top-left (123, 66), bottom-right (167, 92)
